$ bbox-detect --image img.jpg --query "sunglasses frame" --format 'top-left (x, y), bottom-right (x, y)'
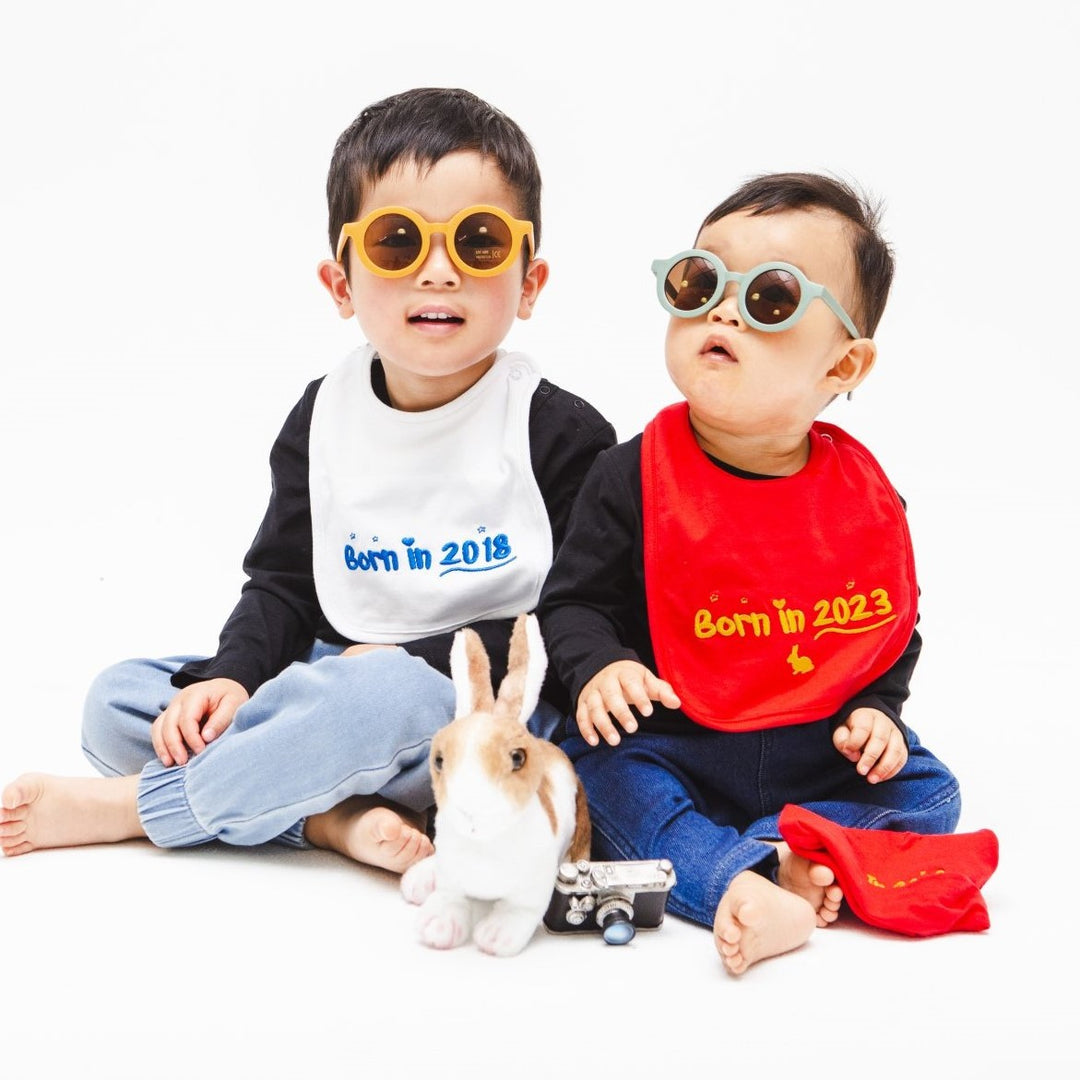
top-left (651, 249), bottom-right (860, 338)
top-left (336, 204), bottom-right (535, 279)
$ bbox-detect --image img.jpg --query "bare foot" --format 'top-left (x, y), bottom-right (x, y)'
top-left (304, 796), bottom-right (433, 874)
top-left (1, 773), bottom-right (144, 856)
top-left (713, 869), bottom-right (817, 975)
top-left (773, 841), bottom-right (844, 927)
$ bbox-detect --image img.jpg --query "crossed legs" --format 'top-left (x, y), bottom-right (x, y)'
top-left (3, 646), bottom-right (452, 875)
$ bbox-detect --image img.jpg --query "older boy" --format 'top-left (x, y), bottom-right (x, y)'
top-left (2, 88), bottom-right (615, 867)
top-left (538, 173), bottom-right (960, 974)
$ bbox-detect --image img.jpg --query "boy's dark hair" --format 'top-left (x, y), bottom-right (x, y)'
top-left (698, 172), bottom-right (894, 338)
top-left (327, 87), bottom-right (542, 266)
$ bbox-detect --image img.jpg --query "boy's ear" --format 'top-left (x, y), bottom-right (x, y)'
top-left (317, 258), bottom-right (355, 320)
top-left (825, 338), bottom-right (876, 395)
top-left (516, 257), bottom-right (549, 321)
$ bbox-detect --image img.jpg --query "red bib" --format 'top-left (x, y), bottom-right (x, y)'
top-left (642, 402), bottom-right (917, 731)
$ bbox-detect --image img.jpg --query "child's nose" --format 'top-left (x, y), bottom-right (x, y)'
top-left (418, 234), bottom-right (460, 287)
top-left (708, 288), bottom-right (742, 326)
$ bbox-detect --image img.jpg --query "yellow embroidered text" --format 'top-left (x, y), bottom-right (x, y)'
top-left (866, 868), bottom-right (946, 889)
top-left (694, 608), bottom-right (772, 639)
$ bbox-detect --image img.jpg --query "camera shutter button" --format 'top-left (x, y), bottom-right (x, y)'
top-left (556, 862), bottom-right (579, 884)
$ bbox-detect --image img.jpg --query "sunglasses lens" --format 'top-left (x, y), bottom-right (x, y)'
top-left (363, 213), bottom-right (423, 272)
top-left (745, 268), bottom-right (801, 326)
top-left (663, 257), bottom-right (718, 312)
top-left (454, 211), bottom-right (516, 270)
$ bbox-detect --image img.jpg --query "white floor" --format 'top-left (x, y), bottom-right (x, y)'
top-left (0, 804), bottom-right (1057, 1080)
top-left (3, 4), bottom-right (1077, 1075)
top-left (0, 550), bottom-right (1071, 1078)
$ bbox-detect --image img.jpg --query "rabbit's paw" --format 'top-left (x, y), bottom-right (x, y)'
top-left (473, 905), bottom-right (541, 957)
top-left (401, 854), bottom-right (437, 905)
top-left (416, 894), bottom-right (472, 950)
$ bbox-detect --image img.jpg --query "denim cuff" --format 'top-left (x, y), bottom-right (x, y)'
top-left (137, 761), bottom-right (213, 847)
top-left (274, 819), bottom-right (310, 849)
top-left (695, 838), bottom-right (780, 924)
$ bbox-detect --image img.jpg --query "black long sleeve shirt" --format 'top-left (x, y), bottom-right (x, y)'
top-left (538, 435), bottom-right (920, 741)
top-left (175, 362), bottom-right (617, 713)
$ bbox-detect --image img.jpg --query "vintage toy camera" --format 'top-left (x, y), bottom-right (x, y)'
top-left (543, 858), bottom-right (676, 945)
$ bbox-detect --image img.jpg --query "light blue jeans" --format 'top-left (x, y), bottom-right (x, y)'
top-left (82, 643), bottom-right (560, 850)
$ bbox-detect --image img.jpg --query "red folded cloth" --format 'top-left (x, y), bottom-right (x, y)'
top-left (778, 804), bottom-right (999, 937)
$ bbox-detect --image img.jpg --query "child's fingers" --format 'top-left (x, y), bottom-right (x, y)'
top-left (855, 726), bottom-right (888, 776)
top-left (645, 673), bottom-right (680, 709)
top-left (177, 705), bottom-right (207, 756)
top-left (867, 732), bottom-right (908, 784)
top-left (836, 708), bottom-right (907, 781)
top-left (581, 678), bottom-right (644, 745)
top-left (201, 704), bottom-right (236, 744)
top-left (587, 699), bottom-right (622, 743)
top-left (609, 678), bottom-right (643, 734)
top-left (836, 708), bottom-right (876, 758)
top-left (832, 724), bottom-right (860, 761)
top-left (623, 671), bottom-right (679, 719)
top-left (151, 710), bottom-right (175, 767)
top-left (576, 692), bottom-right (607, 746)
top-left (162, 718), bottom-right (191, 766)
top-left (574, 709), bottom-right (600, 746)
top-left (847, 710), bottom-right (874, 744)
top-left (201, 720), bottom-right (227, 744)
top-left (152, 708), bottom-right (187, 767)
top-left (594, 693), bottom-right (631, 744)
top-left (149, 718), bottom-right (170, 767)
top-left (607, 675), bottom-right (651, 736)
top-left (576, 662), bottom-right (658, 747)
top-left (622, 674), bottom-right (654, 719)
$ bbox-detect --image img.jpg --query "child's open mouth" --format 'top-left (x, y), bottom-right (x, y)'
top-left (410, 311), bottom-right (464, 325)
top-left (702, 333), bottom-right (737, 362)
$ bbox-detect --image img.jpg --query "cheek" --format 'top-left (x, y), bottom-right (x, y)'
top-left (663, 321), bottom-right (685, 364)
top-left (664, 323), bottom-right (703, 383)
top-left (350, 281), bottom-right (402, 341)
top-left (355, 276), bottom-right (397, 310)
top-left (490, 279), bottom-right (529, 326)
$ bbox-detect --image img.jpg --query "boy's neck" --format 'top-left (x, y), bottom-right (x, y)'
top-left (688, 418), bottom-right (811, 477)
top-left (376, 353), bottom-right (497, 412)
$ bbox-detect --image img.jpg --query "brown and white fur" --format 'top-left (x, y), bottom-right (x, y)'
top-left (400, 613), bottom-right (591, 956)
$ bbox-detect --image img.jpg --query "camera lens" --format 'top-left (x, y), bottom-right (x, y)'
top-left (601, 911), bottom-right (635, 945)
top-left (596, 898), bottom-right (636, 945)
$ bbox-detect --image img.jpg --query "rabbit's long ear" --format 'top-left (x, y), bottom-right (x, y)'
top-left (494, 613), bottom-right (548, 727)
top-left (450, 627), bottom-right (495, 718)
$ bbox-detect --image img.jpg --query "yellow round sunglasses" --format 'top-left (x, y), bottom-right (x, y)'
top-left (336, 205), bottom-right (534, 279)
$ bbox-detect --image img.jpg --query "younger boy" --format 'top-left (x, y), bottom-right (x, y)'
top-left (1, 88), bottom-right (615, 867)
top-left (538, 173), bottom-right (960, 974)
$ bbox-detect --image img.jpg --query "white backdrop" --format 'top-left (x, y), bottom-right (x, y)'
top-left (2, 1), bottom-right (1077, 1075)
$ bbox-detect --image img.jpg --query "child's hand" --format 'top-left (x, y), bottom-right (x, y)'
top-left (576, 661), bottom-right (680, 747)
top-left (832, 707), bottom-right (908, 783)
top-left (151, 678), bottom-right (250, 767)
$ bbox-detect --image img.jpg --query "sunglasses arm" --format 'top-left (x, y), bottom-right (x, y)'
top-left (335, 225), bottom-right (355, 264)
top-left (819, 287), bottom-right (861, 339)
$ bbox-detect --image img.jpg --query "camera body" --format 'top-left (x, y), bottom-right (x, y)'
top-left (543, 858), bottom-right (676, 945)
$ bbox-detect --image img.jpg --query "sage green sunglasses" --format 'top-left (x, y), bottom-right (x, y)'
top-left (652, 249), bottom-right (859, 337)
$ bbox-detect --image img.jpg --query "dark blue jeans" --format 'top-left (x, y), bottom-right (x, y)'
top-left (562, 718), bottom-right (961, 927)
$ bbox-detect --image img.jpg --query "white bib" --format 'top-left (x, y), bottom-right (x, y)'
top-left (309, 345), bottom-right (552, 642)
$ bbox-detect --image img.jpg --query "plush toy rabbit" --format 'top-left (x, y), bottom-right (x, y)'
top-left (400, 613), bottom-right (591, 957)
